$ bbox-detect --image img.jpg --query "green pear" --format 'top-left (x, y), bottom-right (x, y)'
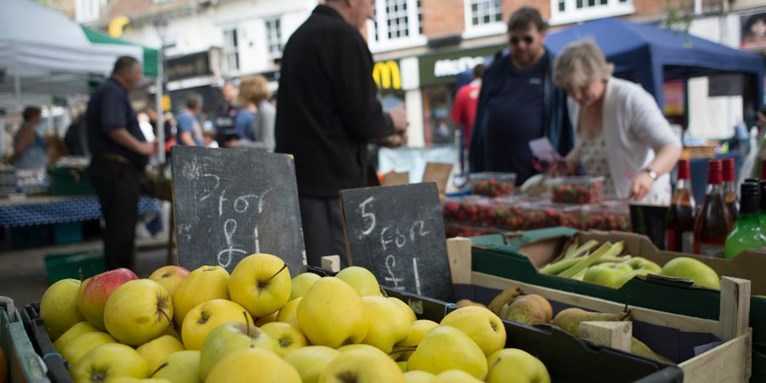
top-left (504, 295), bottom-right (552, 325)
top-left (552, 308), bottom-right (630, 336)
top-left (407, 325), bottom-right (487, 379)
top-left (297, 277), bottom-right (368, 348)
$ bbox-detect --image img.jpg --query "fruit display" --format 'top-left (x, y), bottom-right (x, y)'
top-left (538, 238), bottom-right (721, 290)
top-left (37, 255), bottom-right (552, 382)
top-left (470, 172), bottom-right (517, 197)
top-left (547, 176), bottom-right (604, 204)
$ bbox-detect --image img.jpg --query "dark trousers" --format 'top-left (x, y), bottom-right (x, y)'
top-left (299, 195), bottom-right (347, 268)
top-left (89, 158), bottom-right (141, 271)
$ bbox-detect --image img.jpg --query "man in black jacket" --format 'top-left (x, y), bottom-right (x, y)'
top-left (275, 0), bottom-right (408, 267)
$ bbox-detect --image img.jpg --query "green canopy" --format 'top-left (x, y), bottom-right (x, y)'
top-left (81, 25), bottom-right (159, 77)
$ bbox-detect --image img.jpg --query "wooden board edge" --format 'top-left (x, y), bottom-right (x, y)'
top-left (678, 332), bottom-right (751, 383)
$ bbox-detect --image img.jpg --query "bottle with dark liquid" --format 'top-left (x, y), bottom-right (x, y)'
top-left (693, 160), bottom-right (734, 257)
top-left (722, 158), bottom-right (738, 220)
top-left (665, 159), bottom-right (695, 252)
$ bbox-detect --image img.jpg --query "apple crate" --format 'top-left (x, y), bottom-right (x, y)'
top-left (43, 251), bottom-right (105, 286)
top-left (19, 304), bottom-right (71, 383)
top-left (1, 297), bottom-right (51, 383)
top-left (446, 237), bottom-right (752, 383)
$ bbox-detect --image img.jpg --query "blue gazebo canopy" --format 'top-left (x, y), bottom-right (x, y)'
top-left (545, 18), bottom-right (765, 108)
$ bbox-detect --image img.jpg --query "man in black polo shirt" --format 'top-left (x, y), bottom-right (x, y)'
top-left (86, 56), bottom-right (156, 270)
top-left (275, 0), bottom-right (408, 267)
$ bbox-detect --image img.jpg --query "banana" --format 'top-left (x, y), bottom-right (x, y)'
top-left (487, 287), bottom-right (522, 316)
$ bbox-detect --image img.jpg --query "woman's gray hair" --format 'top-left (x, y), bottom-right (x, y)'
top-left (553, 39), bottom-right (614, 89)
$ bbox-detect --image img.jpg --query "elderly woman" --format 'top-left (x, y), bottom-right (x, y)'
top-left (553, 40), bottom-right (681, 204)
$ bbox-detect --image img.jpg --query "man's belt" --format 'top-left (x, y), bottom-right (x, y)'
top-left (99, 152), bottom-right (132, 165)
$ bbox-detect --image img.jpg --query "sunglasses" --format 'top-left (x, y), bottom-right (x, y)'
top-left (509, 35), bottom-right (535, 45)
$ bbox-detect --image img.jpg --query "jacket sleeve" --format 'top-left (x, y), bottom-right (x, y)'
top-left (335, 32), bottom-right (394, 142)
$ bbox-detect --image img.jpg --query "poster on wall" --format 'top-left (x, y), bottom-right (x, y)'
top-left (663, 81), bottom-right (685, 116)
top-left (741, 11), bottom-right (766, 51)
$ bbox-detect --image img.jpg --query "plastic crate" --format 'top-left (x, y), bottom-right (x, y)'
top-left (43, 251), bottom-right (105, 286)
top-left (47, 167), bottom-right (94, 196)
top-left (51, 222), bottom-right (82, 245)
top-left (1, 297), bottom-right (51, 383)
top-left (20, 304), bottom-right (70, 383)
top-left (10, 225), bottom-right (49, 250)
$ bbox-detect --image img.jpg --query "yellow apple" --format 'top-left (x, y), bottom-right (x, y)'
top-left (77, 268), bottom-right (138, 330)
top-left (276, 297), bottom-right (302, 329)
top-left (389, 297), bottom-right (417, 323)
top-left (60, 331), bottom-right (115, 366)
top-left (40, 278), bottom-right (84, 341)
top-left (109, 378), bottom-right (171, 383)
top-left (290, 272), bottom-right (321, 300)
top-left (319, 344), bottom-right (404, 383)
top-left (136, 335), bottom-right (185, 374)
top-left (180, 299), bottom-right (253, 350)
top-left (260, 322), bottom-right (307, 357)
top-left (298, 277), bottom-right (368, 348)
top-left (198, 321), bottom-right (278, 380)
top-left (104, 279), bottom-right (174, 346)
top-left (255, 312), bottom-right (278, 326)
top-left (173, 265), bottom-right (230, 327)
top-left (392, 319), bottom-right (439, 361)
top-left (206, 348), bottom-right (301, 383)
top-left (403, 370), bottom-right (435, 383)
top-left (440, 306), bottom-right (506, 356)
top-left (433, 369), bottom-right (484, 382)
top-left (53, 321), bottom-right (98, 352)
top-left (151, 350), bottom-right (202, 383)
top-left (397, 361), bottom-right (407, 372)
top-left (148, 265), bottom-right (190, 297)
top-left (407, 325), bottom-right (487, 379)
top-left (335, 266), bottom-right (382, 296)
top-left (228, 253), bottom-right (292, 319)
top-left (161, 325), bottom-right (181, 342)
top-left (283, 346), bottom-right (340, 383)
top-left (485, 348), bottom-right (551, 383)
top-left (70, 343), bottom-right (149, 382)
top-left (361, 295), bottom-right (411, 353)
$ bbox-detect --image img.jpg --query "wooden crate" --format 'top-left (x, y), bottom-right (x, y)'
top-left (446, 238), bottom-right (752, 383)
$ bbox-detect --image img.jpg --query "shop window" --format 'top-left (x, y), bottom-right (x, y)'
top-left (550, 0), bottom-right (634, 25)
top-left (367, 0), bottom-right (426, 53)
top-left (463, 0), bottom-right (505, 38)
top-left (422, 86), bottom-right (457, 146)
top-left (265, 18), bottom-right (283, 60)
top-left (222, 28), bottom-right (240, 73)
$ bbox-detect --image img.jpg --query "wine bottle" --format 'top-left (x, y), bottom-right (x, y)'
top-left (693, 160), bottom-right (734, 257)
top-left (724, 181), bottom-right (766, 259)
top-left (665, 159), bottom-right (695, 252)
top-left (722, 158), bottom-right (738, 220)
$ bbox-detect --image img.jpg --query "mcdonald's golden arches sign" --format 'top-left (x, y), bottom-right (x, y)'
top-left (373, 60), bottom-right (401, 90)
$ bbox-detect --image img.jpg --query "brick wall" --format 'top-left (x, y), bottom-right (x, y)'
top-left (421, 0), bottom-right (466, 38)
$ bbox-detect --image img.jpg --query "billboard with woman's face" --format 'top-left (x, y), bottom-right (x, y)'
top-left (742, 11), bottom-right (766, 50)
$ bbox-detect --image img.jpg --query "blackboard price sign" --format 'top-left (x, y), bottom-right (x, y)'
top-left (340, 183), bottom-right (454, 302)
top-left (171, 146), bottom-right (306, 276)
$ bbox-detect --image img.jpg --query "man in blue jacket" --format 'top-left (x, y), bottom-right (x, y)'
top-left (469, 7), bottom-right (573, 184)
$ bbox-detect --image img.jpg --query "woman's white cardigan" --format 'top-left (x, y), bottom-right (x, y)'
top-left (567, 77), bottom-right (681, 204)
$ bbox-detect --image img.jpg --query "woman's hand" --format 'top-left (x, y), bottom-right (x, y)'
top-left (630, 171), bottom-right (654, 201)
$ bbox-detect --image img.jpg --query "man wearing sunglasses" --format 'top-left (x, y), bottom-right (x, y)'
top-left (469, 7), bottom-right (573, 185)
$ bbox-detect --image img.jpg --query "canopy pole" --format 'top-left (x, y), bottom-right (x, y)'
top-left (156, 60), bottom-right (165, 165)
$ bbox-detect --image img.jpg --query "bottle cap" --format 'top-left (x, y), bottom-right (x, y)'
top-left (740, 182), bottom-right (760, 214)
top-left (677, 159), bottom-right (691, 180)
top-left (707, 160), bottom-right (723, 185)
top-left (723, 158), bottom-right (735, 182)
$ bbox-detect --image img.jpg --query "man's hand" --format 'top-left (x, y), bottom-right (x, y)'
top-left (137, 140), bottom-right (157, 156)
top-left (389, 106), bottom-right (408, 134)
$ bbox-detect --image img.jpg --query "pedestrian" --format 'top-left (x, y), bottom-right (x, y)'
top-left (214, 81), bottom-right (240, 148)
top-left (86, 56), bottom-right (156, 270)
top-left (469, 6), bottom-right (573, 185)
top-left (175, 93), bottom-right (204, 146)
top-left (451, 63), bottom-right (484, 151)
top-left (275, 0), bottom-right (408, 267)
top-left (11, 106), bottom-right (48, 170)
top-left (236, 75), bottom-right (276, 152)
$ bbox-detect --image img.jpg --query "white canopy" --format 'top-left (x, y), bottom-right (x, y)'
top-left (0, 0), bottom-right (142, 112)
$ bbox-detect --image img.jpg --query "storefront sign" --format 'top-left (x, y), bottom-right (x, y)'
top-left (419, 45), bottom-right (504, 86)
top-left (166, 51), bottom-right (212, 82)
top-left (373, 60), bottom-right (401, 90)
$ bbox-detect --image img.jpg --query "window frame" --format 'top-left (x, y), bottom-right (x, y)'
top-left (463, 0), bottom-right (506, 39)
top-left (367, 0), bottom-right (427, 53)
top-left (549, 0), bottom-right (635, 25)
top-left (264, 17), bottom-right (284, 60)
top-left (222, 27), bottom-right (240, 73)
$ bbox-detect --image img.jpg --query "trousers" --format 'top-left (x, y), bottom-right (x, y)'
top-left (298, 195), bottom-right (347, 268)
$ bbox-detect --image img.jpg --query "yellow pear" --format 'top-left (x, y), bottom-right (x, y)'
top-left (260, 322), bottom-right (307, 357)
top-left (407, 325), bottom-right (487, 379)
top-left (206, 348), bottom-right (301, 383)
top-left (335, 266), bottom-right (383, 296)
top-left (290, 272), bottom-right (321, 300)
top-left (70, 343), bottom-right (149, 382)
top-left (319, 344), bottom-right (404, 383)
top-left (151, 350), bottom-right (202, 383)
top-left (485, 348), bottom-right (551, 383)
top-left (53, 321), bottom-right (98, 352)
top-left (284, 346), bottom-right (340, 383)
top-left (60, 331), bottom-right (115, 366)
top-left (432, 369), bottom-right (484, 382)
top-left (392, 319), bottom-right (438, 361)
top-left (297, 277), bottom-right (368, 348)
top-left (172, 265), bottom-right (230, 327)
top-left (361, 295), bottom-right (411, 353)
top-left (440, 306), bottom-right (506, 356)
top-left (403, 370), bottom-right (435, 383)
top-left (136, 335), bottom-right (185, 374)
top-left (276, 297), bottom-right (302, 329)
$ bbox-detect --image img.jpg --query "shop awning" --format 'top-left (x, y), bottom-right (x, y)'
top-left (81, 26), bottom-right (159, 78)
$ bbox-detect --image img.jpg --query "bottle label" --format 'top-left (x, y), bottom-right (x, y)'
top-left (699, 244), bottom-right (724, 257)
top-left (681, 232), bottom-right (694, 253)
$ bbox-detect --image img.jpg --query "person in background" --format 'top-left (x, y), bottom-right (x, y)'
top-left (275, 0), bottom-right (408, 267)
top-left (64, 104), bottom-right (89, 157)
top-left (86, 56), bottom-right (155, 270)
top-left (552, 40), bottom-right (681, 204)
top-left (237, 75), bottom-right (276, 152)
top-left (214, 81), bottom-right (240, 147)
top-left (202, 128), bottom-right (219, 148)
top-left (451, 63), bottom-right (484, 151)
top-left (469, 7), bottom-right (573, 185)
top-left (11, 106), bottom-right (49, 169)
top-left (175, 93), bottom-right (204, 146)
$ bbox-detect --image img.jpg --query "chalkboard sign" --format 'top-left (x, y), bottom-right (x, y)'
top-left (171, 146), bottom-right (306, 276)
top-left (340, 183), bottom-right (454, 302)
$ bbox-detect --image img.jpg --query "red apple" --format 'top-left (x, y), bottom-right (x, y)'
top-left (77, 268), bottom-right (138, 330)
top-left (148, 265), bottom-right (191, 297)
